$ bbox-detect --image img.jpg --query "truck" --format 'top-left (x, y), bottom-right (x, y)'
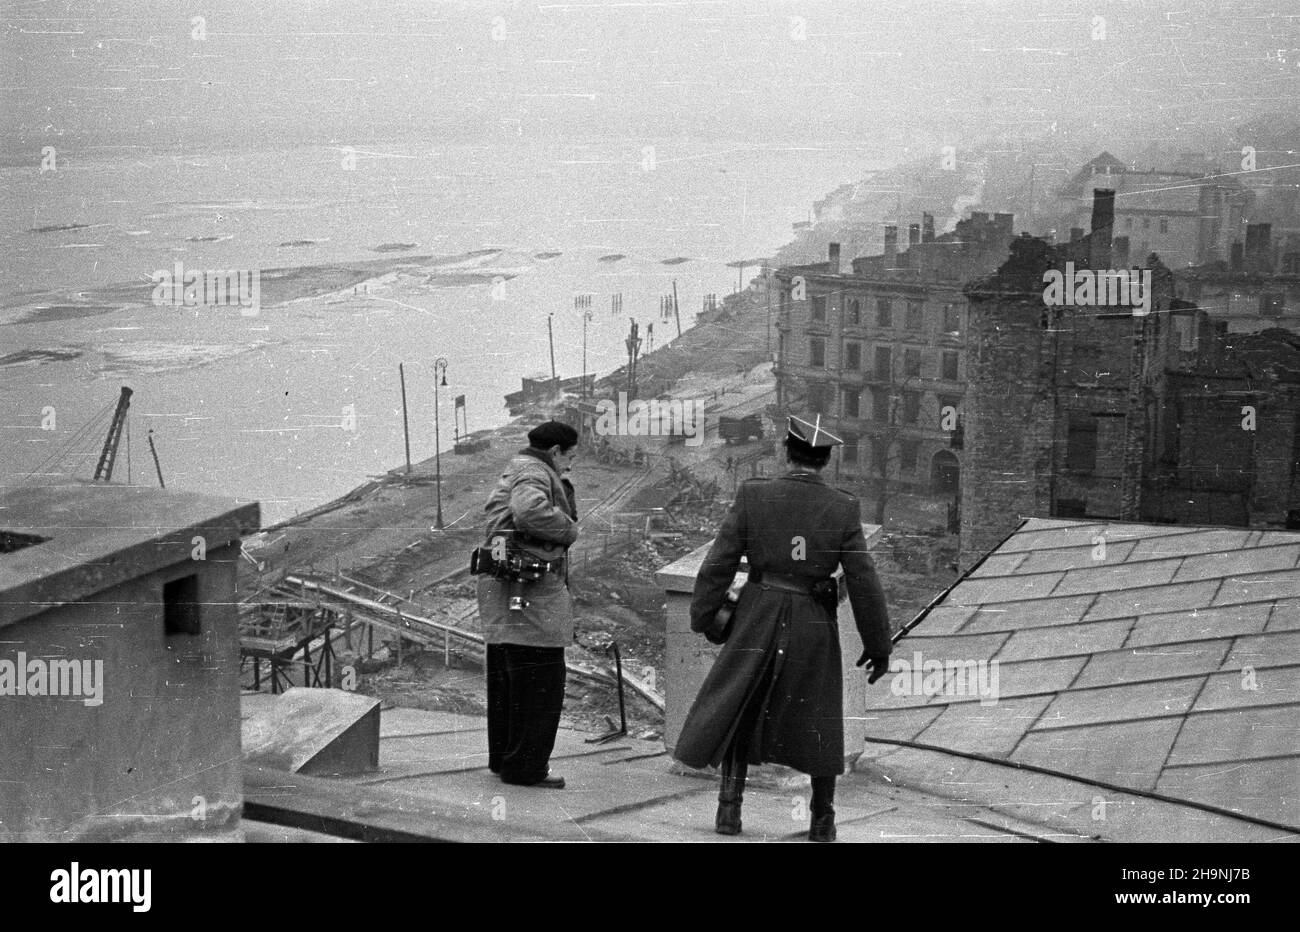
top-left (718, 413), bottom-right (764, 444)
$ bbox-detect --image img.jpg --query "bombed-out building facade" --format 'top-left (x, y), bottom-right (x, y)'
top-left (959, 189), bottom-right (1300, 569)
top-left (772, 211), bottom-right (1017, 511)
top-left (1175, 222), bottom-right (1300, 335)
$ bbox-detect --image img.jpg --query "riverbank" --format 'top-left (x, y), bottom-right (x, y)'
top-left (237, 285), bottom-right (779, 731)
top-left (239, 267), bottom-right (957, 736)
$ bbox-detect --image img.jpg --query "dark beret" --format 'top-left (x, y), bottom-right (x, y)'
top-left (528, 420), bottom-right (579, 452)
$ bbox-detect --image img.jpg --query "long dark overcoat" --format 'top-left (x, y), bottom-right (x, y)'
top-left (673, 471), bottom-right (891, 776)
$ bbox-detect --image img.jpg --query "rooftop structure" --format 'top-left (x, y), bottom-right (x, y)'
top-left (0, 482), bottom-right (259, 841)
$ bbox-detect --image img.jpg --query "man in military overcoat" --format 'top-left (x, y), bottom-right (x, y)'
top-left (674, 415), bottom-right (892, 841)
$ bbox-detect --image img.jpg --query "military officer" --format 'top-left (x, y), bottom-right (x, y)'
top-left (673, 415), bottom-right (893, 841)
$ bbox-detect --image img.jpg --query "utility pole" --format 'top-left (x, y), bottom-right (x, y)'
top-left (434, 357), bottom-right (448, 529)
top-left (672, 279), bottom-right (682, 338)
top-left (547, 312), bottom-right (557, 385)
top-left (147, 429), bottom-right (165, 488)
top-left (399, 363), bottom-right (412, 474)
top-left (765, 269), bottom-right (773, 356)
top-left (625, 318), bottom-right (641, 397)
top-left (582, 309), bottom-right (593, 399)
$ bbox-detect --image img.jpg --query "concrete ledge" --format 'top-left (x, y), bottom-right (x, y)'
top-left (0, 482), bottom-right (260, 629)
top-left (242, 687), bottom-right (380, 776)
top-left (243, 763), bottom-right (628, 843)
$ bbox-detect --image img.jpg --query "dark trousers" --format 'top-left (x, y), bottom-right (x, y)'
top-left (486, 643), bottom-right (567, 784)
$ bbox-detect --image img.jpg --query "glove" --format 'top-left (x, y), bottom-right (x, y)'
top-left (703, 625), bottom-right (728, 646)
top-left (856, 652), bottom-right (892, 685)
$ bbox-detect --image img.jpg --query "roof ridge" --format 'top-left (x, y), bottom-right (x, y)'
top-left (898, 677), bottom-right (1300, 716)
top-left (945, 570), bottom-right (1299, 612)
top-left (992, 526), bottom-right (1273, 560)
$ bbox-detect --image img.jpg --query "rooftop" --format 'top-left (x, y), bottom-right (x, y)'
top-left (0, 482), bottom-right (260, 629)
top-left (241, 697), bottom-right (1089, 842)
top-left (860, 517), bottom-right (1300, 840)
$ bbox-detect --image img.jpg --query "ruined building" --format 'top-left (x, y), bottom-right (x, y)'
top-left (1175, 222), bottom-right (1300, 335)
top-left (1052, 152), bottom-right (1252, 269)
top-left (772, 211), bottom-right (1015, 512)
top-left (960, 190), bottom-right (1300, 569)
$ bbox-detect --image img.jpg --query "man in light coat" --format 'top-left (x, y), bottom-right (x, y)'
top-left (477, 421), bottom-right (580, 788)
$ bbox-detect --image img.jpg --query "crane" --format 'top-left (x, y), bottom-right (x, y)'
top-left (92, 386), bottom-right (132, 482)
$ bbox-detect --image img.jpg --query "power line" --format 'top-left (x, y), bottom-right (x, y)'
top-left (20, 400), bottom-right (115, 484)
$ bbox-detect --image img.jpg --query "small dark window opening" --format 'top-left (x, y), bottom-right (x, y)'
top-left (164, 574), bottom-right (202, 635)
top-left (1066, 414), bottom-right (1099, 474)
top-left (845, 342), bottom-right (861, 370)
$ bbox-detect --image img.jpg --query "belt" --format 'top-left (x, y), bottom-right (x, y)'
top-left (749, 570), bottom-right (823, 595)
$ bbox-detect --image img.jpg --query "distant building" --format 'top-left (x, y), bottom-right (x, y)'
top-left (772, 211), bottom-right (1015, 510)
top-left (1175, 222), bottom-right (1300, 334)
top-left (960, 191), bottom-right (1300, 569)
top-left (1052, 152), bottom-right (1251, 268)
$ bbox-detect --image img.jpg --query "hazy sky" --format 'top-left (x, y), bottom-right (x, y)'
top-left (3, 0), bottom-right (1298, 153)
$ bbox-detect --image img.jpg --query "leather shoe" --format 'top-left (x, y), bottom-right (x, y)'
top-left (809, 811), bottom-right (836, 842)
top-left (715, 799), bottom-right (742, 835)
top-left (502, 774), bottom-right (565, 789)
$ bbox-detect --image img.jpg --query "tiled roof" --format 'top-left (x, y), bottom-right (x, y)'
top-left (860, 517), bottom-right (1300, 839)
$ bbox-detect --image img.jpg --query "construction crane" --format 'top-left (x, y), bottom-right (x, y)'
top-left (93, 387), bottom-right (133, 482)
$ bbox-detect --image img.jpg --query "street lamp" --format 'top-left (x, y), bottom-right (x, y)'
top-left (434, 357), bottom-right (448, 529)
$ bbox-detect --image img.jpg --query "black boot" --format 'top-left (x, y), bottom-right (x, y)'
top-left (715, 749), bottom-right (748, 836)
top-left (809, 776), bottom-right (836, 842)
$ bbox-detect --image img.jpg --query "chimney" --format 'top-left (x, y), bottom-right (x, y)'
top-left (883, 225), bottom-right (898, 269)
top-left (1230, 240), bottom-right (1244, 272)
top-left (828, 242), bottom-right (841, 274)
top-left (1090, 188), bottom-right (1115, 267)
top-left (1244, 223), bottom-right (1272, 273)
top-left (908, 224), bottom-right (921, 247)
top-left (1113, 235), bottom-right (1131, 268)
top-left (922, 213), bottom-right (935, 243)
